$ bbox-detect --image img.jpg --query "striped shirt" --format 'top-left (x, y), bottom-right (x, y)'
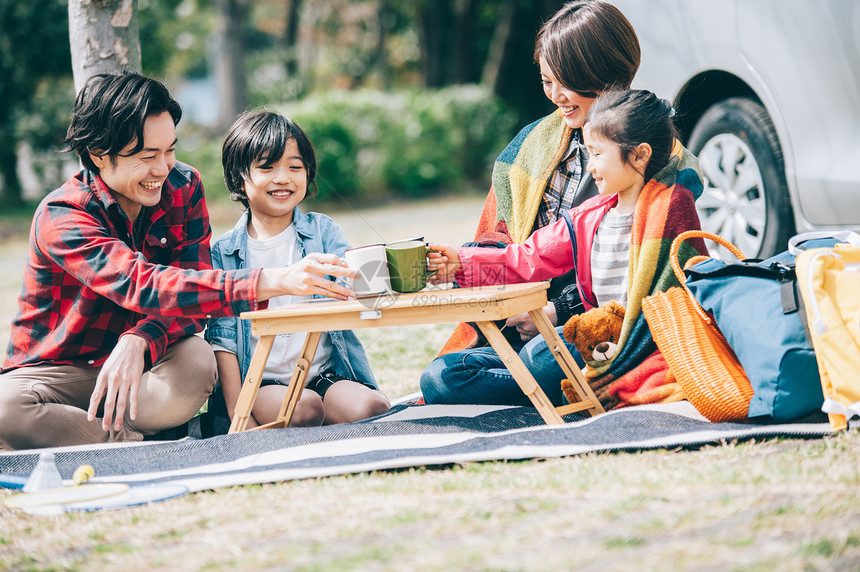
top-left (533, 132), bottom-right (582, 231)
top-left (591, 210), bottom-right (634, 308)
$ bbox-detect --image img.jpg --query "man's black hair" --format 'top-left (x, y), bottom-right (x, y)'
top-left (64, 72), bottom-right (182, 173)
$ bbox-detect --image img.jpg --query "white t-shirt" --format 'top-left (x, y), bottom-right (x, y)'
top-left (590, 209), bottom-right (634, 308)
top-left (213, 223), bottom-right (333, 383)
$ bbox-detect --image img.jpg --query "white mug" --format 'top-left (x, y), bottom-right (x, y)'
top-left (344, 244), bottom-right (391, 297)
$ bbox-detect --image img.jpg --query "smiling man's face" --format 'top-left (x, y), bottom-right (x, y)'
top-left (90, 111), bottom-right (177, 222)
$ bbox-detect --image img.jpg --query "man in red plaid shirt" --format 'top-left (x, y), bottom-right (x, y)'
top-left (0, 73), bottom-right (355, 450)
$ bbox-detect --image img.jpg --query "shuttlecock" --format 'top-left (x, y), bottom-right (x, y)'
top-left (73, 464), bottom-right (94, 485)
top-left (23, 452), bottom-right (64, 493)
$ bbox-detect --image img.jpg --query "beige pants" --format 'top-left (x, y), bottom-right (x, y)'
top-left (0, 336), bottom-right (216, 450)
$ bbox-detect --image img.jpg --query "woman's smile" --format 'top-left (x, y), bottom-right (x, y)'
top-left (539, 57), bottom-right (597, 130)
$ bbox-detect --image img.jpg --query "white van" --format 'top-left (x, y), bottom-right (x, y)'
top-left (611, 0), bottom-right (860, 257)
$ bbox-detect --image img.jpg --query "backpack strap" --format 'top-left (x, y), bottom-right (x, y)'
top-left (788, 231), bottom-right (860, 255)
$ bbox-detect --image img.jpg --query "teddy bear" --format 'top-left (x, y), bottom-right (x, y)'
top-left (560, 301), bottom-right (625, 407)
top-left (559, 301), bottom-right (682, 410)
top-left (562, 300), bottom-right (625, 365)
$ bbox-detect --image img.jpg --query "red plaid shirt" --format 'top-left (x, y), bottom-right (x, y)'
top-left (3, 162), bottom-right (263, 372)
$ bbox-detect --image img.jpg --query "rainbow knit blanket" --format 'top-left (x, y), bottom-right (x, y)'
top-left (492, 111), bottom-right (573, 244)
top-left (577, 141), bottom-right (708, 409)
top-left (438, 112), bottom-right (572, 355)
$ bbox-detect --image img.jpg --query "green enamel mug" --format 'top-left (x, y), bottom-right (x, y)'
top-left (384, 238), bottom-right (439, 293)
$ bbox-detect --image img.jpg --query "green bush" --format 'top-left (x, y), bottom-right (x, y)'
top-left (279, 96), bottom-right (361, 202)
top-left (281, 86), bottom-right (516, 200)
top-left (178, 86), bottom-right (517, 207)
top-left (176, 125), bottom-right (228, 202)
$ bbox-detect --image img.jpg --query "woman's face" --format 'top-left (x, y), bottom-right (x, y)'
top-left (539, 56), bottom-right (598, 129)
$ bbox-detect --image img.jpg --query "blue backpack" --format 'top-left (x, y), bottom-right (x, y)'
top-left (683, 236), bottom-right (841, 422)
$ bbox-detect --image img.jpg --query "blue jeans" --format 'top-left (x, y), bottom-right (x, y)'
top-left (420, 326), bottom-right (584, 406)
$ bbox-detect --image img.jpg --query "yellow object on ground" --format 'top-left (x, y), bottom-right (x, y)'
top-left (73, 465), bottom-right (94, 485)
top-left (796, 242), bottom-right (860, 430)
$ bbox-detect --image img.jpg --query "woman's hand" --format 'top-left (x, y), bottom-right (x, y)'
top-left (427, 243), bottom-right (461, 284)
top-left (505, 302), bottom-right (557, 341)
top-left (257, 253), bottom-right (357, 301)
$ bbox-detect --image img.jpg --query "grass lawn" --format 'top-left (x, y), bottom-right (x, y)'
top-left (1, 193), bottom-right (859, 571)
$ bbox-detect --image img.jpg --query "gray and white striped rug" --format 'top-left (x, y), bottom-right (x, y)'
top-left (0, 402), bottom-right (833, 495)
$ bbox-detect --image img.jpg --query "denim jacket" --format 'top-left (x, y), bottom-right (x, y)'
top-left (204, 208), bottom-right (377, 398)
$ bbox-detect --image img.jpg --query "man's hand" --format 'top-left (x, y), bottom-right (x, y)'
top-left (87, 334), bottom-right (147, 432)
top-left (257, 253), bottom-right (356, 302)
top-left (505, 302), bottom-right (557, 341)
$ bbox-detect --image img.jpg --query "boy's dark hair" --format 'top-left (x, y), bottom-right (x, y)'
top-left (64, 72), bottom-right (182, 173)
top-left (221, 110), bottom-right (317, 209)
top-left (534, 0), bottom-right (640, 97)
top-left (585, 89), bottom-right (679, 182)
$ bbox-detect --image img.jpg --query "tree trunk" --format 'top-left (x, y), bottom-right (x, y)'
top-left (283, 0), bottom-right (302, 78)
top-left (374, 0), bottom-right (391, 88)
top-left (418, 0), bottom-right (450, 88)
top-left (0, 142), bottom-right (22, 207)
top-left (68, 0), bottom-right (141, 93)
top-left (216, 0), bottom-right (249, 131)
top-left (481, 0), bottom-right (516, 94)
top-left (452, 0), bottom-right (475, 83)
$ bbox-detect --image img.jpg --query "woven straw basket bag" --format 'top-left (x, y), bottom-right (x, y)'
top-left (642, 231), bottom-right (754, 423)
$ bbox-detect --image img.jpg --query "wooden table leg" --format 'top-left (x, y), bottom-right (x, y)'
top-left (528, 309), bottom-right (605, 416)
top-left (474, 320), bottom-right (565, 425)
top-left (273, 331), bottom-right (322, 429)
top-left (240, 331), bottom-right (324, 432)
top-left (229, 335), bottom-right (275, 433)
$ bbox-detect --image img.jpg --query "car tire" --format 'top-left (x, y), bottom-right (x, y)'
top-left (687, 96), bottom-right (795, 258)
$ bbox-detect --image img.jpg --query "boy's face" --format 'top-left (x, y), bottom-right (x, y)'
top-left (244, 137), bottom-right (308, 226)
top-left (89, 111), bottom-right (177, 223)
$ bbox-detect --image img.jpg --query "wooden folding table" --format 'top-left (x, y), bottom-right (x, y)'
top-left (229, 282), bottom-right (604, 433)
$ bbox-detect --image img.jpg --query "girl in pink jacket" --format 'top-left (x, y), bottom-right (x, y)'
top-left (422, 89), bottom-right (706, 408)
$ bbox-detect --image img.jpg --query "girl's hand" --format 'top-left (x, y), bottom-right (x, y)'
top-left (427, 243), bottom-right (461, 284)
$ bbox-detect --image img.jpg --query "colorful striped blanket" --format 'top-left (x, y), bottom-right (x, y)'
top-left (439, 113), bottom-right (707, 411)
top-left (492, 111), bottom-right (573, 244)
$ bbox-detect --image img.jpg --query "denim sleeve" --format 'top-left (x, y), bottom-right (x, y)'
top-left (203, 238), bottom-right (239, 352)
top-left (204, 317), bottom-right (240, 354)
top-left (321, 216), bottom-right (351, 256)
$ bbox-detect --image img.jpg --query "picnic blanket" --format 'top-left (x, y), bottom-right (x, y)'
top-left (0, 402), bottom-right (832, 496)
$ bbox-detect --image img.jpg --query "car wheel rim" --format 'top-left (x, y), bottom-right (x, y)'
top-left (695, 133), bottom-right (766, 258)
